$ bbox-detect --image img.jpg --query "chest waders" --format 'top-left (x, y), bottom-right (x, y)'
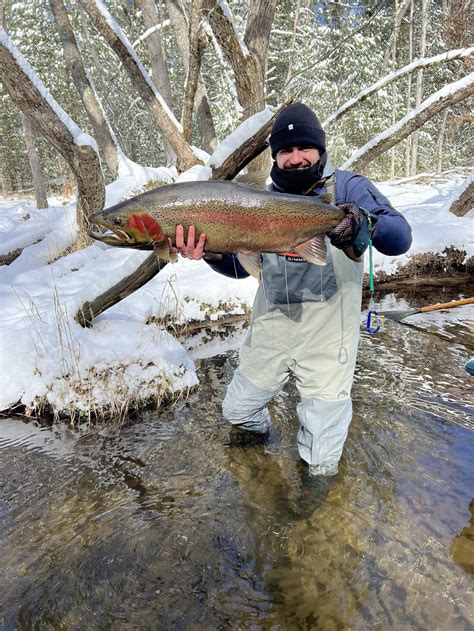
top-left (222, 173), bottom-right (365, 476)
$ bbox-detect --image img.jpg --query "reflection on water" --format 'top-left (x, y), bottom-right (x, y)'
top-left (1, 291), bottom-right (473, 629)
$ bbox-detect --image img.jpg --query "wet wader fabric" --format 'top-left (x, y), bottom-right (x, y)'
top-left (222, 245), bottom-right (363, 468)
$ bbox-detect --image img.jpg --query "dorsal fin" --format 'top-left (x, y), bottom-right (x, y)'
top-left (316, 192), bottom-right (334, 204)
top-left (234, 171), bottom-right (270, 189)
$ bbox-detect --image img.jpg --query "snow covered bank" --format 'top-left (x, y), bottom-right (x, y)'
top-left (0, 167), bottom-right (472, 420)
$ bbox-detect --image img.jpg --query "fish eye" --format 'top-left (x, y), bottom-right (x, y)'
top-left (113, 216), bottom-right (124, 225)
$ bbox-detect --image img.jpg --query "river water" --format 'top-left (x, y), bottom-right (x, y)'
top-left (1, 290), bottom-right (473, 629)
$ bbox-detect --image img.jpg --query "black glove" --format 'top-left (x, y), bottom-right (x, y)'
top-left (327, 203), bottom-right (365, 248)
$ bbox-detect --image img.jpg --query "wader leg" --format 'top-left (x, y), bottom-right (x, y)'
top-left (296, 397), bottom-right (352, 475)
top-left (223, 368), bottom-right (284, 433)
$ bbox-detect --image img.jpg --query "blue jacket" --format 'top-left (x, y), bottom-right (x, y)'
top-left (206, 168), bottom-right (412, 281)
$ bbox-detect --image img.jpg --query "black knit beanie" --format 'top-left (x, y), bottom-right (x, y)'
top-left (269, 103), bottom-right (326, 158)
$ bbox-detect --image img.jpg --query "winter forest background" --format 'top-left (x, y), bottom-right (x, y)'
top-left (0, 0), bottom-right (472, 204)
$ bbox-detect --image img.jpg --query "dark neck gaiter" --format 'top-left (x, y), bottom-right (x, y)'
top-left (270, 152), bottom-right (328, 194)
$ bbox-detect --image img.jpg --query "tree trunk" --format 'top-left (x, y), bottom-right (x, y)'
top-left (447, 178), bottom-right (473, 217)
top-left (389, 0), bottom-right (399, 179)
top-left (49, 0), bottom-right (120, 178)
top-left (404, 0), bottom-right (414, 176)
top-left (410, 0), bottom-right (428, 176)
top-left (382, 0), bottom-right (412, 70)
top-left (204, 0), bottom-right (276, 116)
top-left (204, 0), bottom-right (276, 171)
top-left (0, 143), bottom-right (15, 196)
top-left (76, 254), bottom-right (166, 327)
top-left (343, 73), bottom-right (474, 173)
top-left (181, 0), bottom-right (206, 144)
top-left (79, 0), bottom-right (201, 172)
top-left (0, 2), bottom-right (17, 196)
top-left (165, 0), bottom-right (217, 152)
top-left (21, 113), bottom-right (48, 208)
top-left (137, 0), bottom-right (175, 166)
top-left (0, 28), bottom-right (105, 225)
top-left (284, 0), bottom-right (302, 97)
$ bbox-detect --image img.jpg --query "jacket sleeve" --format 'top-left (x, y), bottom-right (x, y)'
top-left (341, 173), bottom-right (412, 256)
top-left (204, 253), bottom-right (249, 279)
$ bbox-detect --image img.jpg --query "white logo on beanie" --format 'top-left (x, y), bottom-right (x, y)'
top-left (288, 124), bottom-right (293, 130)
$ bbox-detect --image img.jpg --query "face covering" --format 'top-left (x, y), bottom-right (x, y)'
top-left (270, 151), bottom-right (328, 194)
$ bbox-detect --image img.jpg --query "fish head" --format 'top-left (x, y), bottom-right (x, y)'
top-left (88, 199), bottom-right (165, 248)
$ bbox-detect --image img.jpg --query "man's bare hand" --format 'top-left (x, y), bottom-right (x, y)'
top-left (169, 225), bottom-right (223, 262)
top-left (170, 225), bottom-right (206, 260)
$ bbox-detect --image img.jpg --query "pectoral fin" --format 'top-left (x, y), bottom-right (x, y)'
top-left (237, 252), bottom-right (262, 278)
top-left (293, 235), bottom-right (327, 266)
top-left (153, 240), bottom-right (178, 263)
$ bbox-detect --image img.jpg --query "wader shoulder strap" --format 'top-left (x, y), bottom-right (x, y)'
top-left (303, 173), bottom-right (337, 201)
top-left (323, 174), bottom-right (336, 203)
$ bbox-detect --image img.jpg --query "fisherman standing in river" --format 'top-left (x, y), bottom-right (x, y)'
top-left (175, 102), bottom-right (412, 477)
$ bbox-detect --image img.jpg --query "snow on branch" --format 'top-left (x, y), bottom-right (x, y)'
top-left (198, 106), bottom-right (276, 179)
top-left (0, 28), bottom-right (97, 151)
top-left (324, 47), bottom-right (474, 129)
top-left (343, 73), bottom-right (474, 172)
top-left (132, 20), bottom-right (171, 49)
top-left (217, 0), bottom-right (250, 57)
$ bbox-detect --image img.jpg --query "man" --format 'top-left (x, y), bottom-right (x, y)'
top-left (174, 103), bottom-right (412, 476)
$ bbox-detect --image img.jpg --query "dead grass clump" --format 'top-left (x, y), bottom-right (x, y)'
top-left (11, 367), bottom-right (195, 431)
top-left (374, 248), bottom-right (472, 284)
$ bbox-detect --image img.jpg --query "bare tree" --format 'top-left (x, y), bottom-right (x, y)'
top-left (343, 73), bottom-right (474, 173)
top-left (181, 0), bottom-right (206, 143)
top-left (22, 113), bottom-right (48, 208)
top-left (79, 0), bottom-right (201, 172)
top-left (410, 0), bottom-right (428, 175)
top-left (2, 3), bottom-right (48, 205)
top-left (0, 28), bottom-right (105, 225)
top-left (165, 0), bottom-right (217, 152)
top-left (437, 0), bottom-right (472, 172)
top-left (404, 0), bottom-right (414, 175)
top-left (205, 0), bottom-right (277, 117)
top-left (203, 0), bottom-right (277, 169)
top-left (284, 0), bottom-right (302, 98)
top-left (382, 0), bottom-right (412, 70)
top-left (137, 0), bottom-right (175, 165)
top-left (49, 0), bottom-right (120, 178)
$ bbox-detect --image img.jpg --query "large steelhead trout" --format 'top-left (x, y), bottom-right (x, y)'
top-left (88, 180), bottom-right (345, 276)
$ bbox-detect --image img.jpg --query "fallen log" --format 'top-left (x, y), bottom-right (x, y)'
top-left (75, 254), bottom-right (166, 327)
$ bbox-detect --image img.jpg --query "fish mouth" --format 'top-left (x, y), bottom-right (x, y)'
top-left (87, 221), bottom-right (153, 249)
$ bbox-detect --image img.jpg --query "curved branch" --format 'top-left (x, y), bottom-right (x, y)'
top-left (343, 73), bottom-right (474, 172)
top-left (324, 47), bottom-right (474, 129)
